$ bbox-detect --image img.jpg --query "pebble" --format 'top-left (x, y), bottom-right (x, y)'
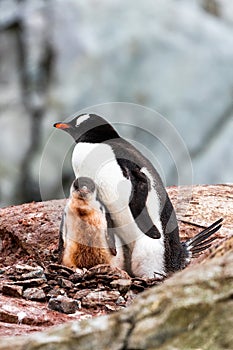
top-left (116, 296), bottom-right (126, 305)
top-left (20, 269), bottom-right (45, 280)
top-left (15, 264), bottom-right (41, 273)
top-left (110, 279), bottom-right (132, 293)
top-left (70, 273), bottom-right (83, 284)
top-left (73, 289), bottom-right (91, 300)
top-left (48, 264), bottom-right (74, 277)
top-left (47, 279), bottom-right (57, 286)
top-left (47, 287), bottom-right (66, 298)
top-left (2, 284), bottom-right (23, 298)
top-left (57, 278), bottom-right (74, 289)
top-left (82, 290), bottom-right (121, 307)
top-left (10, 278), bottom-right (46, 287)
top-left (0, 262), bottom-right (161, 315)
top-left (48, 296), bottom-right (81, 314)
top-left (23, 287), bottom-right (46, 301)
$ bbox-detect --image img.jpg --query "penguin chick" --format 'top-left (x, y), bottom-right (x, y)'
top-left (59, 177), bottom-right (125, 270)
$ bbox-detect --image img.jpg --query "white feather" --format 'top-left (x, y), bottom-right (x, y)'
top-left (131, 235), bottom-right (166, 278)
top-left (75, 114), bottom-right (90, 126)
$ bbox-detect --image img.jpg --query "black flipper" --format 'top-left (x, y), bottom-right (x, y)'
top-left (105, 212), bottom-right (117, 256)
top-left (183, 218), bottom-right (223, 257)
top-left (119, 159), bottom-right (161, 239)
top-left (58, 211), bottom-right (66, 264)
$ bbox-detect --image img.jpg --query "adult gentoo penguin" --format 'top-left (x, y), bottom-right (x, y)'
top-left (58, 176), bottom-right (125, 270)
top-left (54, 113), bottom-right (223, 278)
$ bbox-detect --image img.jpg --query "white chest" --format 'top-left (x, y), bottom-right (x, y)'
top-left (71, 142), bottom-right (132, 209)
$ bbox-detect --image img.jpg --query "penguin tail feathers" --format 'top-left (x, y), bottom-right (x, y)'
top-left (183, 218), bottom-right (223, 258)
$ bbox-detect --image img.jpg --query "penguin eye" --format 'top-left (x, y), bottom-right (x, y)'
top-left (82, 186), bottom-right (88, 191)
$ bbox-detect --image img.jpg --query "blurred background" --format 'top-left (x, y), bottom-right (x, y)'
top-left (0, 0), bottom-right (233, 207)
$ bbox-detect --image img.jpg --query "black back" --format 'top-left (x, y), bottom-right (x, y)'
top-left (104, 137), bottom-right (186, 272)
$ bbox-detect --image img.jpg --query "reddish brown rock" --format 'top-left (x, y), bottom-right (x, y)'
top-left (2, 285), bottom-right (23, 298)
top-left (0, 185), bottom-right (232, 337)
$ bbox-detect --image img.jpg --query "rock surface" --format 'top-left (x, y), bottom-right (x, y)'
top-left (0, 184), bottom-right (232, 345)
top-left (0, 251), bottom-right (232, 349)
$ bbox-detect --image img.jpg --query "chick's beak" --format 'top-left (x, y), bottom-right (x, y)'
top-left (78, 188), bottom-right (90, 198)
top-left (53, 122), bottom-right (70, 130)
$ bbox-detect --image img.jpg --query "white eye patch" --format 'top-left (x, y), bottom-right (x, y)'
top-left (75, 114), bottom-right (90, 127)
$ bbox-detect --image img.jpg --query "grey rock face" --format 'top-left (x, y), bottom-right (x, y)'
top-left (0, 0), bottom-right (233, 207)
top-left (0, 251), bottom-right (232, 349)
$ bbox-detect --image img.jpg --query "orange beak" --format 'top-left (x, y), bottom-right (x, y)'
top-left (53, 122), bottom-right (70, 129)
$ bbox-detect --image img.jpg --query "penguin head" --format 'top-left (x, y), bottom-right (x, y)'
top-left (54, 113), bottom-right (119, 143)
top-left (71, 177), bottom-right (96, 200)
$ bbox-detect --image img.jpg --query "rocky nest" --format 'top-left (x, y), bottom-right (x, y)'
top-left (0, 262), bottom-right (162, 316)
top-left (0, 185), bottom-right (232, 337)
